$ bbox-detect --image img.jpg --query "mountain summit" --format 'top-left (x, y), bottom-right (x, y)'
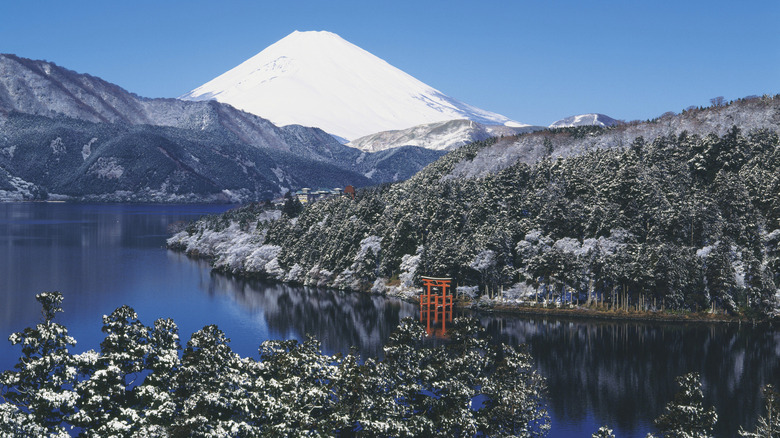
top-left (181, 30), bottom-right (528, 140)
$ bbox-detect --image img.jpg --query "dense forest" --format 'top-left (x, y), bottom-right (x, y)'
top-left (171, 123), bottom-right (780, 318)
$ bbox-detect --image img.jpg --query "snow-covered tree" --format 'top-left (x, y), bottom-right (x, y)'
top-left (652, 373), bottom-right (717, 438)
top-left (135, 318), bottom-right (181, 435)
top-left (0, 292), bottom-right (78, 436)
top-left (592, 425), bottom-right (616, 438)
top-left (171, 325), bottom-right (255, 437)
top-left (71, 305), bottom-right (151, 437)
top-left (254, 336), bottom-right (338, 435)
top-left (0, 402), bottom-right (60, 437)
top-left (478, 343), bottom-right (550, 437)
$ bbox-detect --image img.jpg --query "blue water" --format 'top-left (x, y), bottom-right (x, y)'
top-left (0, 203), bottom-right (777, 437)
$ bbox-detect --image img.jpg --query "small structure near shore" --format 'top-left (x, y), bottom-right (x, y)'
top-left (419, 276), bottom-right (453, 335)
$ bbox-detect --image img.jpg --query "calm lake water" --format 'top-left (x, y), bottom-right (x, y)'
top-left (0, 203), bottom-right (777, 437)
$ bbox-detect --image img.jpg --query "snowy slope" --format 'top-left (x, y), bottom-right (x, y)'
top-left (181, 31), bottom-right (528, 140)
top-left (348, 119), bottom-right (542, 152)
top-left (447, 97), bottom-right (780, 181)
top-left (549, 113), bottom-right (620, 128)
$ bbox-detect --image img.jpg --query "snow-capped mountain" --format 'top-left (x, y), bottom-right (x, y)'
top-left (348, 119), bottom-right (542, 152)
top-left (549, 113), bottom-right (620, 128)
top-left (181, 30), bottom-right (529, 140)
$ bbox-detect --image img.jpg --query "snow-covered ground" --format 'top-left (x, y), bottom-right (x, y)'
top-left (167, 210), bottom-right (282, 275)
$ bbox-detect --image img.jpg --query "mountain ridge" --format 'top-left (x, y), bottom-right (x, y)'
top-left (444, 96), bottom-right (780, 180)
top-left (348, 119), bottom-right (544, 152)
top-left (549, 113), bottom-right (620, 128)
top-left (0, 53), bottom-right (445, 202)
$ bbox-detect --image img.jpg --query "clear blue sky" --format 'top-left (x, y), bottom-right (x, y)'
top-left (2, 0), bottom-right (778, 126)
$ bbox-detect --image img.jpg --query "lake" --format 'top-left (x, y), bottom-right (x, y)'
top-left (0, 202), bottom-right (777, 437)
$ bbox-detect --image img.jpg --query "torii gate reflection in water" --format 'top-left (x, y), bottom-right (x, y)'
top-left (419, 276), bottom-right (453, 336)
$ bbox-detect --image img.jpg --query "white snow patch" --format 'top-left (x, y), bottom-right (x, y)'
top-left (1, 145), bottom-right (16, 158)
top-left (398, 247), bottom-right (422, 287)
top-left (470, 250), bottom-right (496, 272)
top-left (81, 137), bottom-right (97, 161)
top-left (50, 137), bottom-right (65, 154)
top-left (271, 166), bottom-right (285, 182)
top-left (89, 157), bottom-right (124, 179)
top-left (697, 243), bottom-right (718, 258)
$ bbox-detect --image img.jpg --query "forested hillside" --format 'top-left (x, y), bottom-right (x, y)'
top-left (169, 99), bottom-right (780, 318)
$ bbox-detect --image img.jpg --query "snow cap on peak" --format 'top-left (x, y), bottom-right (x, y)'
top-left (181, 30), bottom-right (525, 139)
top-left (286, 30), bottom-right (342, 38)
top-left (276, 30), bottom-right (348, 45)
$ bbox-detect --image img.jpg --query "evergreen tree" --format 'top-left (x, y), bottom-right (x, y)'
top-left (478, 343), bottom-right (550, 437)
top-left (0, 292), bottom-right (77, 437)
top-left (171, 325), bottom-right (254, 437)
top-left (593, 425), bottom-right (616, 438)
top-left (652, 373), bottom-right (717, 438)
top-left (72, 306), bottom-right (151, 437)
top-left (136, 318), bottom-right (182, 435)
top-left (254, 336), bottom-right (337, 435)
top-left (281, 193), bottom-right (303, 218)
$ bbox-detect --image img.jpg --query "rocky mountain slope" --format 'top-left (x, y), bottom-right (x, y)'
top-left (0, 112), bottom-right (374, 202)
top-left (0, 54), bottom-right (443, 201)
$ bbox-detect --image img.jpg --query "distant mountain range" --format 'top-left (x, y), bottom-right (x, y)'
top-left (181, 31), bottom-right (531, 140)
top-left (347, 114), bottom-right (623, 153)
top-left (0, 53), bottom-right (444, 202)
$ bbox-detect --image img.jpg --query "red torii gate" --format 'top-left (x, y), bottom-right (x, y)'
top-left (419, 276), bottom-right (453, 335)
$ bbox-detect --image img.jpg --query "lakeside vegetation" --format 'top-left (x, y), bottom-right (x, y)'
top-left (169, 125), bottom-right (780, 321)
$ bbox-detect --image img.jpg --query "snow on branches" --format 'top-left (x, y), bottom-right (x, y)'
top-left (2, 294), bottom-right (551, 437)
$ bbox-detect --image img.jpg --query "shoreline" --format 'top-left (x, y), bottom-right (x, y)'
top-left (464, 302), bottom-right (762, 325)
top-left (397, 293), bottom-right (771, 325)
top-left (180, 249), bottom-right (778, 326)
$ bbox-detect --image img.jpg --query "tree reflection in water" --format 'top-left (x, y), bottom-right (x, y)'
top-left (204, 274), bottom-right (417, 357)
top-left (196, 270), bottom-right (779, 438)
top-left (481, 316), bottom-right (780, 437)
